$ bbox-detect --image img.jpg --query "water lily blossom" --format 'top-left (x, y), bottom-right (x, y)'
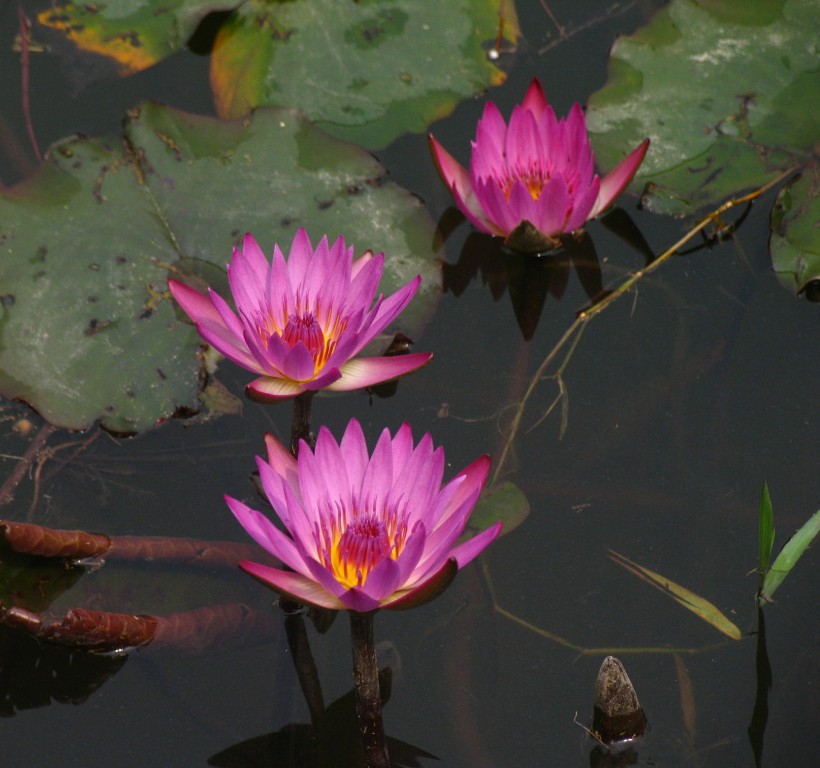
top-left (429, 79), bottom-right (649, 253)
top-left (226, 419), bottom-right (502, 612)
top-left (168, 230), bottom-right (432, 401)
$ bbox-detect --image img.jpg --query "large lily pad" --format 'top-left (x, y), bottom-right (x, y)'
top-left (210, 0), bottom-right (517, 147)
top-left (38, 0), bottom-right (518, 149)
top-left (0, 104), bottom-right (441, 432)
top-left (586, 0), bottom-right (818, 216)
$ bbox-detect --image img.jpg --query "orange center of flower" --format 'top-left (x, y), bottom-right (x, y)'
top-left (320, 506), bottom-right (410, 590)
top-left (500, 167), bottom-right (549, 201)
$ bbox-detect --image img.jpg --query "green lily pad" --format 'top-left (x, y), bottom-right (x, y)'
top-left (37, 0), bottom-right (517, 150)
top-left (467, 481), bottom-right (530, 537)
top-left (770, 165), bottom-right (820, 298)
top-left (37, 0), bottom-right (241, 75)
top-left (0, 103), bottom-right (441, 432)
top-left (210, 0), bottom-right (516, 148)
top-left (586, 0), bottom-right (818, 216)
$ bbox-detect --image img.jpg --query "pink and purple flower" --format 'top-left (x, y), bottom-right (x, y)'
top-left (226, 419), bottom-right (501, 612)
top-left (429, 78), bottom-right (649, 253)
top-left (168, 229), bottom-right (432, 401)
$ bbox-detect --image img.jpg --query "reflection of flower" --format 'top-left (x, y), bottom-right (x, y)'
top-left (226, 419), bottom-right (501, 612)
top-left (429, 79), bottom-right (649, 254)
top-left (168, 229), bottom-right (432, 401)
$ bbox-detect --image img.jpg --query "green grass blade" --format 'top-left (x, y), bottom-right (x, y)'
top-left (758, 482), bottom-right (775, 578)
top-left (609, 550), bottom-right (742, 641)
top-left (760, 510), bottom-right (820, 604)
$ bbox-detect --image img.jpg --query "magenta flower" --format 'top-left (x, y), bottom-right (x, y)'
top-left (429, 79), bottom-right (650, 254)
top-left (226, 419), bottom-right (502, 612)
top-left (168, 229), bottom-right (432, 401)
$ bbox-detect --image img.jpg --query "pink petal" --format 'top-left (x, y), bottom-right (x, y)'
top-left (207, 288), bottom-right (246, 342)
top-left (341, 252), bottom-right (383, 314)
top-left (391, 437), bottom-right (443, 520)
top-left (268, 245), bottom-right (294, 328)
top-left (529, 174), bottom-right (571, 237)
top-left (437, 455), bottom-right (491, 528)
top-left (194, 318), bottom-right (262, 372)
top-left (255, 457), bottom-right (296, 529)
top-left (284, 228), bottom-right (316, 290)
top-left (238, 560), bottom-right (345, 610)
top-left (472, 178), bottom-right (519, 235)
top-left (521, 78), bottom-right (548, 115)
top-left (228, 237), bottom-right (269, 317)
top-left (383, 557), bottom-right (458, 610)
top-left (352, 276), bottom-right (422, 351)
top-left (279, 342), bottom-right (317, 381)
top-left (360, 427), bottom-right (396, 505)
top-left (429, 135), bottom-right (492, 230)
top-left (563, 175), bottom-right (601, 232)
top-left (264, 432), bottom-right (298, 481)
top-left (448, 521), bottom-right (503, 568)
top-left (338, 418), bottom-right (370, 489)
top-left (336, 586), bottom-right (382, 613)
top-left (306, 367), bottom-right (344, 391)
top-left (472, 101), bottom-right (508, 168)
top-left (168, 279), bottom-right (223, 327)
top-left (246, 376), bottom-right (308, 401)
top-left (350, 249), bottom-right (375, 280)
top-left (325, 352), bottom-right (433, 392)
top-left (226, 496), bottom-right (305, 572)
top-left (506, 107), bottom-right (541, 178)
top-left (359, 555), bottom-right (403, 602)
top-left (451, 176), bottom-right (500, 235)
top-left (589, 138), bottom-right (650, 218)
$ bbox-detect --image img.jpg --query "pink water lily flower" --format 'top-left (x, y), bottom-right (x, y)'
top-left (168, 229), bottom-right (432, 401)
top-left (226, 419), bottom-right (502, 612)
top-left (429, 79), bottom-right (649, 254)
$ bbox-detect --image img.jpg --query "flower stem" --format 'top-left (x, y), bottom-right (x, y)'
top-left (290, 391), bottom-right (316, 456)
top-left (350, 611), bottom-right (390, 768)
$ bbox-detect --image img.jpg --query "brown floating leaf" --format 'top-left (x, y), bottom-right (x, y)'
top-left (0, 519), bottom-right (273, 567)
top-left (0, 520), bottom-right (111, 559)
top-left (0, 605), bottom-right (43, 634)
top-left (1, 602), bottom-right (278, 654)
top-left (592, 656), bottom-right (647, 745)
top-left (39, 608), bottom-right (159, 651)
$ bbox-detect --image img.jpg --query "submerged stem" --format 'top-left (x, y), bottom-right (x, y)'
top-left (290, 391), bottom-right (316, 456)
top-left (350, 611), bottom-right (390, 768)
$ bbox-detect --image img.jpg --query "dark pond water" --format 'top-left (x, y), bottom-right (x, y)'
top-left (1, 1), bottom-right (817, 766)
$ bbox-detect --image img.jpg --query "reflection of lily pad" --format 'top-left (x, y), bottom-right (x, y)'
top-left (586, 0), bottom-right (818, 215)
top-left (0, 104), bottom-right (441, 432)
top-left (37, 0), bottom-right (517, 150)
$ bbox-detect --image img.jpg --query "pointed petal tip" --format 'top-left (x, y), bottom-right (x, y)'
top-left (522, 78), bottom-right (548, 114)
top-left (591, 137), bottom-right (650, 218)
